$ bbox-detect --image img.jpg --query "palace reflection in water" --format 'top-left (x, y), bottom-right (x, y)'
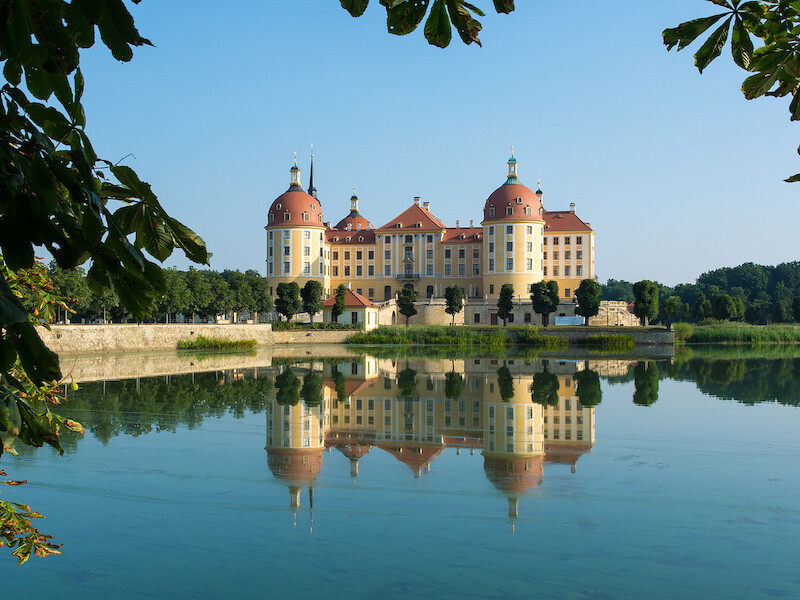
top-left (266, 356), bottom-right (626, 518)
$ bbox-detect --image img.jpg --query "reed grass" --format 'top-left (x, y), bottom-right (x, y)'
top-left (177, 335), bottom-right (257, 350)
top-left (575, 333), bottom-right (636, 351)
top-left (347, 325), bottom-right (509, 349)
top-left (685, 323), bottom-right (800, 345)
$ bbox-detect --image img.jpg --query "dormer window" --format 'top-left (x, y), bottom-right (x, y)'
top-left (346, 236), bottom-right (351, 242)
top-left (276, 203), bottom-right (282, 210)
top-left (515, 197), bottom-right (523, 204)
top-left (525, 206), bottom-right (532, 216)
top-left (489, 207), bottom-right (495, 217)
top-left (302, 212), bottom-right (310, 222)
top-left (396, 223), bottom-right (402, 228)
top-left (311, 204), bottom-right (317, 211)
top-left (506, 206), bottom-right (513, 216)
top-left (358, 236), bottom-right (364, 242)
top-left (356, 223), bottom-right (362, 230)
top-left (284, 212), bottom-right (291, 221)
top-left (460, 234), bottom-right (465, 239)
top-left (268, 213), bottom-right (274, 223)
top-left (416, 222), bottom-right (422, 228)
top-left (333, 236), bottom-right (339, 242)
top-left (318, 214), bottom-right (323, 223)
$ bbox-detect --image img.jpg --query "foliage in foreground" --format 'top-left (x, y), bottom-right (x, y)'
top-left (176, 336), bottom-right (257, 351)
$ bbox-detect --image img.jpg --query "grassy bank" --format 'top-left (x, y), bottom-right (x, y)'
top-left (574, 333), bottom-right (636, 351)
top-left (515, 326), bottom-right (567, 348)
top-left (347, 326), bottom-right (509, 349)
top-left (675, 322), bottom-right (800, 345)
top-left (177, 335), bottom-right (257, 350)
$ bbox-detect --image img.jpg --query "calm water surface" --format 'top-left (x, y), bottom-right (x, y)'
top-left (2, 349), bottom-right (799, 599)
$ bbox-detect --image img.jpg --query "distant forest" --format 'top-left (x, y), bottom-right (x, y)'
top-left (603, 262), bottom-right (800, 324)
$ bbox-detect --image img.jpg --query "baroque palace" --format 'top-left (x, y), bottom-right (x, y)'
top-left (266, 150), bottom-right (595, 319)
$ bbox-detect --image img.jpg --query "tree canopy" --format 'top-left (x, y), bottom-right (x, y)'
top-left (496, 284), bottom-right (514, 326)
top-left (398, 287), bottom-right (418, 326)
top-left (444, 284), bottom-right (463, 325)
top-left (530, 280), bottom-right (559, 326)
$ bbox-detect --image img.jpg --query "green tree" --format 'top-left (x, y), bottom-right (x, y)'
top-left (275, 282), bottom-right (301, 322)
top-left (275, 368), bottom-right (301, 406)
top-left (633, 361), bottom-right (660, 407)
top-left (205, 272), bottom-right (232, 321)
top-left (530, 280), bottom-right (559, 326)
top-left (245, 270), bottom-right (273, 322)
top-left (602, 279), bottom-right (634, 302)
top-left (185, 267), bottom-right (213, 323)
top-left (444, 284), bottom-right (463, 325)
top-left (773, 299), bottom-right (791, 323)
top-left (331, 366), bottom-right (348, 401)
top-left (398, 287), bottom-right (418, 326)
top-left (632, 280), bottom-right (659, 326)
top-left (497, 284), bottom-right (514, 326)
top-left (496, 366), bottom-right (515, 401)
top-left (397, 367), bottom-right (418, 398)
top-left (711, 293), bottom-right (738, 321)
top-left (222, 270), bottom-right (255, 321)
top-left (664, 1), bottom-right (800, 182)
top-left (575, 367), bottom-right (602, 407)
top-left (48, 262), bottom-right (90, 323)
top-left (693, 292), bottom-right (711, 322)
top-left (157, 268), bottom-right (190, 323)
top-left (444, 371), bottom-right (464, 400)
top-left (662, 296), bottom-right (682, 331)
top-left (301, 371), bottom-right (324, 408)
top-left (793, 296), bottom-right (800, 322)
top-left (575, 279), bottom-right (602, 325)
top-left (332, 284), bottom-right (347, 323)
top-left (531, 366), bottom-right (559, 406)
top-left (300, 280), bottom-right (324, 326)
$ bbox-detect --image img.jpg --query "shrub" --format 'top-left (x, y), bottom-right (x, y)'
top-left (673, 322), bottom-right (694, 342)
top-left (177, 335), bottom-right (257, 350)
top-left (515, 326), bottom-right (567, 348)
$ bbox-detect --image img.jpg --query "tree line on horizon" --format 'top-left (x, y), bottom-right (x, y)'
top-left (603, 262), bottom-right (800, 325)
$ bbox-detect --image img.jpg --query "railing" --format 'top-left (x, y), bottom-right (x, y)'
top-left (395, 273), bottom-right (421, 280)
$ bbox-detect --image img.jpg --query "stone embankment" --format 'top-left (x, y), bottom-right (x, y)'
top-left (38, 324), bottom-right (353, 354)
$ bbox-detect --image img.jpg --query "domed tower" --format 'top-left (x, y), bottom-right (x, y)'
top-left (334, 190), bottom-right (373, 232)
top-left (265, 157), bottom-right (330, 297)
top-left (481, 149), bottom-right (545, 299)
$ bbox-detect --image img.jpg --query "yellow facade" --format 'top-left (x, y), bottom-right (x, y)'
top-left (266, 155), bottom-right (595, 302)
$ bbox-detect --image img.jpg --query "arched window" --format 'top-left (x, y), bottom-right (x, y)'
top-left (268, 213), bottom-right (274, 223)
top-left (302, 212), bottom-right (310, 222)
top-left (525, 206), bottom-right (532, 216)
top-left (489, 207), bottom-right (495, 217)
top-left (284, 212), bottom-right (291, 221)
top-left (506, 206), bottom-right (513, 216)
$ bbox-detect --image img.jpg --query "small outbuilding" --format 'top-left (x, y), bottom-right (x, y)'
top-left (323, 289), bottom-right (379, 330)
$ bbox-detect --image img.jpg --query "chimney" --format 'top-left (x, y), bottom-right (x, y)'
top-left (469, 219), bottom-right (474, 228)
top-left (570, 202), bottom-right (575, 213)
top-left (413, 196), bottom-right (421, 206)
top-left (456, 220), bottom-right (460, 228)
top-left (423, 201), bottom-right (430, 210)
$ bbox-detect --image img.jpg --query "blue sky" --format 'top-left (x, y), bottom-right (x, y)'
top-left (77, 1), bottom-right (799, 286)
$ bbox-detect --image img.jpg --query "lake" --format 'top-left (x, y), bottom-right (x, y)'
top-left (2, 346), bottom-right (799, 599)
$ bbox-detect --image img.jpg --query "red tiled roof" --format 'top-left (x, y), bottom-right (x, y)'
top-left (322, 378), bottom-right (374, 397)
top-left (334, 211), bottom-right (373, 232)
top-left (376, 443), bottom-right (444, 476)
top-left (543, 211), bottom-right (592, 232)
top-left (441, 227), bottom-right (483, 244)
top-left (482, 182), bottom-right (544, 223)
top-left (322, 288), bottom-right (377, 308)
top-left (326, 230), bottom-right (376, 245)
top-left (267, 189), bottom-right (325, 228)
top-left (377, 203), bottom-right (446, 231)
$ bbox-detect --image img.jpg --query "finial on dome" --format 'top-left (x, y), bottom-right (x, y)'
top-left (294, 152), bottom-right (297, 166)
top-left (505, 150), bottom-right (520, 184)
top-left (536, 179), bottom-right (543, 194)
top-left (350, 187), bottom-right (359, 213)
top-left (289, 154), bottom-right (301, 189)
top-left (510, 144), bottom-right (515, 157)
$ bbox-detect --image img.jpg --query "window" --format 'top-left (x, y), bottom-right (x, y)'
top-left (543, 267), bottom-right (547, 276)
top-left (368, 250), bottom-right (374, 260)
top-left (368, 288), bottom-right (374, 297)
top-left (525, 207), bottom-right (532, 216)
top-left (303, 246), bottom-right (310, 256)
top-left (268, 213), bottom-right (274, 223)
top-left (459, 264), bottom-right (465, 276)
top-left (489, 284), bottom-right (494, 294)
top-left (506, 241), bottom-right (513, 252)
top-left (553, 266), bottom-right (559, 276)
top-left (553, 237), bottom-right (559, 245)
top-left (554, 251), bottom-right (559, 260)
top-left (474, 313), bottom-right (481, 323)
top-left (344, 251), bottom-right (350, 260)
top-left (303, 231), bottom-right (311, 239)
top-left (577, 250), bottom-right (583, 260)
top-left (489, 207), bottom-right (495, 216)
top-left (385, 250), bottom-right (390, 260)
top-left (356, 266), bottom-right (363, 276)
top-left (506, 225), bottom-right (513, 234)
top-left (473, 264), bottom-right (479, 275)
top-left (426, 249), bottom-right (433, 259)
top-left (384, 265), bottom-right (391, 276)
top-left (489, 259), bottom-right (495, 271)
top-left (283, 230), bottom-right (290, 239)
top-left (489, 242), bottom-right (494, 252)
top-left (543, 252), bottom-right (547, 260)
top-left (473, 249), bottom-right (479, 259)
top-left (526, 258), bottom-right (533, 270)
top-left (565, 237), bottom-right (571, 245)
top-left (303, 262), bottom-right (310, 274)
top-left (526, 242), bottom-right (532, 252)
top-left (506, 258), bottom-right (513, 270)
top-left (506, 206), bottom-right (513, 216)
top-left (404, 247), bottom-right (413, 259)
top-left (368, 265), bottom-right (374, 276)
top-left (344, 266), bottom-right (350, 276)
top-left (427, 265), bottom-right (433, 276)
top-left (565, 251), bottom-right (571, 260)
top-left (524, 312), bottom-right (531, 323)
top-left (445, 249), bottom-right (451, 259)
top-left (356, 251), bottom-right (362, 260)
top-left (284, 213), bottom-right (291, 221)
top-left (284, 261), bottom-right (290, 273)
top-left (269, 246), bottom-right (273, 257)
top-left (489, 226), bottom-right (494, 235)
top-left (427, 235), bottom-right (433, 243)
top-left (333, 266), bottom-right (339, 276)
top-left (405, 235), bottom-right (413, 243)
top-left (565, 288), bottom-right (571, 297)
top-left (576, 236), bottom-right (583, 245)
top-left (543, 237), bottom-right (547, 245)
top-left (283, 246), bottom-right (290, 256)
top-left (565, 266), bottom-right (571, 276)
top-left (444, 264), bottom-right (451, 275)
top-left (385, 237), bottom-right (390, 244)
top-left (576, 266), bottom-right (583, 276)
top-left (459, 249), bottom-right (465, 259)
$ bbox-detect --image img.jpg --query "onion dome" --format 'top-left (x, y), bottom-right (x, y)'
top-left (483, 455), bottom-right (544, 496)
top-left (267, 448), bottom-right (325, 486)
top-left (482, 151), bottom-right (544, 223)
top-left (267, 158), bottom-right (325, 227)
top-left (335, 188), bottom-right (373, 231)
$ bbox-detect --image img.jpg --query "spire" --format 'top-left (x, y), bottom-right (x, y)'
top-left (308, 143), bottom-right (318, 199)
top-left (350, 186), bottom-right (359, 214)
top-left (536, 179), bottom-right (543, 197)
top-left (289, 154), bottom-right (301, 190)
top-left (505, 146), bottom-right (520, 185)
